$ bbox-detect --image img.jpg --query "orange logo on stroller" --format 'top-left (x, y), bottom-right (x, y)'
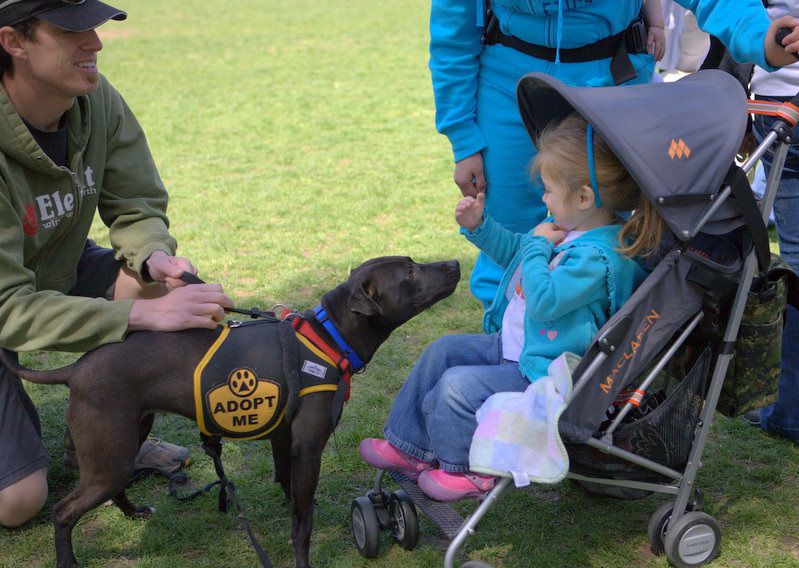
top-left (600, 309), bottom-right (661, 394)
top-left (668, 138), bottom-right (691, 159)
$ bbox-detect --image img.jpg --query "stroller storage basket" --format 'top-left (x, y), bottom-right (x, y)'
top-left (568, 344), bottom-right (710, 497)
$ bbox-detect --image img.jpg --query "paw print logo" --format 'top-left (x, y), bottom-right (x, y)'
top-left (228, 368), bottom-right (258, 397)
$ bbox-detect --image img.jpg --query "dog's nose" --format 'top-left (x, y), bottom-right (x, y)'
top-left (444, 260), bottom-right (461, 279)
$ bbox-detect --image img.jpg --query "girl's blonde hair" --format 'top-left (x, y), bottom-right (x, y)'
top-left (530, 114), bottom-right (664, 258)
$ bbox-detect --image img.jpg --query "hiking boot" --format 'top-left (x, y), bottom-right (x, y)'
top-left (64, 433), bottom-right (190, 474)
top-left (358, 438), bottom-right (433, 480)
top-left (133, 438), bottom-right (191, 475)
top-left (741, 409), bottom-right (762, 428)
top-left (417, 469), bottom-right (495, 501)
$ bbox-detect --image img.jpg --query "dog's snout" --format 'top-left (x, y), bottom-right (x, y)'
top-left (443, 260), bottom-right (461, 280)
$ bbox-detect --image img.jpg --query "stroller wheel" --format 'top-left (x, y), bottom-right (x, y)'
top-left (647, 500), bottom-right (675, 555)
top-left (664, 511), bottom-right (721, 568)
top-left (351, 496), bottom-right (381, 558)
top-left (388, 490), bottom-right (419, 550)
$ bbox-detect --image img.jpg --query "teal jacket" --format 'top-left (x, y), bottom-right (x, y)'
top-left (431, 0), bottom-right (775, 162)
top-left (463, 216), bottom-right (647, 381)
top-left (0, 75), bottom-right (177, 352)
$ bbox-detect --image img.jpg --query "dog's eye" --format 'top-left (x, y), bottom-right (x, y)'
top-left (407, 267), bottom-right (416, 279)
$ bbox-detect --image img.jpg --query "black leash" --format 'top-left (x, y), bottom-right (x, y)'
top-left (179, 272), bottom-right (277, 319)
top-left (168, 436), bottom-right (274, 568)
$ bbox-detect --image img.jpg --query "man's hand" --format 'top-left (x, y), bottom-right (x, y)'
top-left (765, 15), bottom-right (799, 68)
top-left (454, 152), bottom-right (486, 198)
top-left (146, 250), bottom-right (197, 290)
top-left (455, 192), bottom-right (485, 231)
top-left (533, 221), bottom-right (567, 244)
top-left (647, 26), bottom-right (665, 61)
top-left (128, 283), bottom-right (233, 332)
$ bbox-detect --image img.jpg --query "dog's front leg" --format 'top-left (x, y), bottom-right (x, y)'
top-left (289, 396), bottom-right (333, 568)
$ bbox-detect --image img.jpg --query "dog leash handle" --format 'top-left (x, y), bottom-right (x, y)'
top-left (179, 272), bottom-right (275, 319)
top-left (179, 272), bottom-right (206, 285)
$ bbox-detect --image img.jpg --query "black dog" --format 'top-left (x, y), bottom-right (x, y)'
top-left (3, 256), bottom-right (460, 568)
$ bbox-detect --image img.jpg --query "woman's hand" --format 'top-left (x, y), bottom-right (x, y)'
top-left (453, 152), bottom-right (486, 197)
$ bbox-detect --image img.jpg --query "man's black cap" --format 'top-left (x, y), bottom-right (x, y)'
top-left (0, 0), bottom-right (126, 31)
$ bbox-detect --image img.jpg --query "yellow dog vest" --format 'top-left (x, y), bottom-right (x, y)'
top-left (193, 319), bottom-right (342, 440)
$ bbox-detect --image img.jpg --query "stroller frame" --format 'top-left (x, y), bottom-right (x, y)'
top-left (350, 73), bottom-right (797, 568)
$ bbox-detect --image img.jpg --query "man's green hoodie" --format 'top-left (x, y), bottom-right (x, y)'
top-left (0, 75), bottom-right (177, 352)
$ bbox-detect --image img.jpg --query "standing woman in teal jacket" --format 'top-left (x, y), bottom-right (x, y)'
top-left (431, 0), bottom-right (799, 308)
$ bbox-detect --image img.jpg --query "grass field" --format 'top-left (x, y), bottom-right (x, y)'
top-left (2, 1), bottom-right (799, 567)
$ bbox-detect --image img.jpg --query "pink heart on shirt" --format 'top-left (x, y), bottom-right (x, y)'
top-left (547, 330), bottom-right (558, 341)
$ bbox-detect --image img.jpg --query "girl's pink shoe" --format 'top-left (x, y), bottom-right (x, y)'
top-left (417, 469), bottom-right (495, 501)
top-left (358, 438), bottom-right (433, 480)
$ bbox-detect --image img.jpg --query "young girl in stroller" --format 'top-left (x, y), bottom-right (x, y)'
top-left (360, 113), bottom-right (666, 502)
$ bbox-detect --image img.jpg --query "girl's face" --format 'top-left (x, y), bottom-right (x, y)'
top-left (540, 170), bottom-right (589, 231)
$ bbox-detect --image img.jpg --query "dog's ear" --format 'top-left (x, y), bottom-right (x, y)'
top-left (348, 279), bottom-right (384, 316)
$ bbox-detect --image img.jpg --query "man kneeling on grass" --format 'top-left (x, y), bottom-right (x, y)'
top-left (0, 0), bottom-right (233, 527)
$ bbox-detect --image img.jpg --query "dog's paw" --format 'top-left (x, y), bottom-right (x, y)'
top-left (130, 505), bottom-right (155, 519)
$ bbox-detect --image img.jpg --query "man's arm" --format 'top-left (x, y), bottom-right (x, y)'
top-left (95, 78), bottom-right (178, 279)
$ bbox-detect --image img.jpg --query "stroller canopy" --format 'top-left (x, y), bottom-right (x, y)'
top-left (517, 70), bottom-right (749, 239)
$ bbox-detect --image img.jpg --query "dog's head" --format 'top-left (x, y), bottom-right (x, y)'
top-left (321, 256), bottom-right (460, 360)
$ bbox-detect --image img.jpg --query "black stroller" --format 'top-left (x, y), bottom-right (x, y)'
top-left (350, 69), bottom-right (798, 568)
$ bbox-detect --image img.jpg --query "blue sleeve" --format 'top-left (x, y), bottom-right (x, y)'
top-left (519, 238), bottom-right (609, 322)
top-left (429, 0), bottom-right (487, 162)
top-left (676, 0), bottom-right (774, 71)
top-left (461, 214), bottom-right (524, 269)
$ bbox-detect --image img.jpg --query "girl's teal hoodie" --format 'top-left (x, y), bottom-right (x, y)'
top-left (463, 215), bottom-right (647, 381)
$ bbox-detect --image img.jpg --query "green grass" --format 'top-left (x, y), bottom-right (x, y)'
top-left (2, 1), bottom-right (799, 567)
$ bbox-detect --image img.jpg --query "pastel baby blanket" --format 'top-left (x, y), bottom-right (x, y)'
top-left (469, 352), bottom-right (580, 487)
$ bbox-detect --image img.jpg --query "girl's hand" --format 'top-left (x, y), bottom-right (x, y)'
top-left (533, 221), bottom-right (567, 244)
top-left (647, 26), bottom-right (665, 61)
top-left (455, 191), bottom-right (485, 231)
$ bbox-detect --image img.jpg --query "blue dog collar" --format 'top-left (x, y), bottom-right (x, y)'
top-left (313, 305), bottom-right (365, 371)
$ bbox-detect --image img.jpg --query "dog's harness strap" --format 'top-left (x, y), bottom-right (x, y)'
top-left (292, 316), bottom-right (353, 401)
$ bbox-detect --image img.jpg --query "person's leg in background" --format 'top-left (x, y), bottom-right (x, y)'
top-left (0, 354), bottom-right (49, 527)
top-left (745, 100), bottom-right (799, 442)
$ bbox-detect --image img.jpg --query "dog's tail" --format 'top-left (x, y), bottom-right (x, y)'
top-left (0, 349), bottom-right (71, 385)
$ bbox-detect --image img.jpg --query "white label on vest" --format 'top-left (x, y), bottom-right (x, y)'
top-left (302, 360), bottom-right (328, 379)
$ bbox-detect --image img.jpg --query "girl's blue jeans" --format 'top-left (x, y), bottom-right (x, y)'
top-left (383, 333), bottom-right (530, 472)
top-left (753, 95), bottom-right (799, 443)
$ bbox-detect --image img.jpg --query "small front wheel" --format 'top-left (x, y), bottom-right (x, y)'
top-left (389, 490), bottom-right (419, 550)
top-left (664, 511), bottom-right (721, 568)
top-left (351, 496), bottom-right (381, 558)
top-left (647, 500), bottom-right (676, 555)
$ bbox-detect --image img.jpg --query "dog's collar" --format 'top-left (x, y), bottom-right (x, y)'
top-left (312, 305), bottom-right (365, 371)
